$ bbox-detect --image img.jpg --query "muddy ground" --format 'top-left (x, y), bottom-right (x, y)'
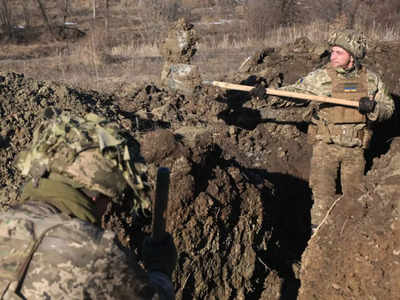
top-left (0, 36), bottom-right (400, 299)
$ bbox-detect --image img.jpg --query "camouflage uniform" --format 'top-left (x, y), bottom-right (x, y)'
top-left (160, 19), bottom-right (201, 95)
top-left (0, 112), bottom-right (174, 300)
top-left (0, 202), bottom-right (173, 300)
top-left (274, 30), bottom-right (395, 225)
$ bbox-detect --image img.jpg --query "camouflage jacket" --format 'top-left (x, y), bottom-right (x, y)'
top-left (0, 202), bottom-right (174, 300)
top-left (274, 64), bottom-right (394, 147)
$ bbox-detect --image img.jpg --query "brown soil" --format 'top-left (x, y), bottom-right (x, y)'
top-left (0, 36), bottom-right (399, 299)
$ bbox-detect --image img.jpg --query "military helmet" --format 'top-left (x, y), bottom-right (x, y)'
top-left (17, 111), bottom-right (150, 211)
top-left (328, 29), bottom-right (367, 59)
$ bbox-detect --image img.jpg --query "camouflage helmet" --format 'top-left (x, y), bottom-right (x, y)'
top-left (17, 111), bottom-right (150, 211)
top-left (328, 29), bottom-right (367, 59)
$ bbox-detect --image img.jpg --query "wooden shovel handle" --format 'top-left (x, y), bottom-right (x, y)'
top-left (151, 167), bottom-right (170, 242)
top-left (203, 80), bottom-right (359, 108)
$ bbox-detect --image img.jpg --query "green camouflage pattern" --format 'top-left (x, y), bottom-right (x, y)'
top-left (274, 65), bottom-right (394, 147)
top-left (0, 202), bottom-right (174, 299)
top-left (271, 64), bottom-right (394, 225)
top-left (21, 178), bottom-right (98, 224)
top-left (328, 29), bottom-right (367, 59)
top-left (309, 142), bottom-right (366, 225)
top-left (16, 112), bottom-right (150, 212)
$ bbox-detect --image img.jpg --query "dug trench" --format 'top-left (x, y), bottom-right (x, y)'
top-left (0, 38), bottom-right (399, 299)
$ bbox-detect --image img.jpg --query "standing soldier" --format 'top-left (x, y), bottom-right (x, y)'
top-left (0, 111), bottom-right (176, 299)
top-left (252, 30), bottom-right (395, 231)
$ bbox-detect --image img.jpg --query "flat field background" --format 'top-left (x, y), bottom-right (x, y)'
top-left (0, 0), bottom-right (399, 92)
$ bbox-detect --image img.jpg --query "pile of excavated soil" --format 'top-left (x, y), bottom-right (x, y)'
top-left (0, 36), bottom-right (399, 299)
top-left (0, 70), bottom-right (292, 298)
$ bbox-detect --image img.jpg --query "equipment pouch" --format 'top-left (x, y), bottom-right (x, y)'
top-left (309, 117), bottom-right (333, 144)
top-left (361, 128), bottom-right (373, 149)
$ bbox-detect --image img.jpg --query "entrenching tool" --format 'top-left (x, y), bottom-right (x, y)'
top-left (202, 80), bottom-right (359, 108)
top-left (151, 167), bottom-right (171, 242)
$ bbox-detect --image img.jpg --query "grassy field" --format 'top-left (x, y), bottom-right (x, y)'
top-left (0, 1), bottom-right (399, 92)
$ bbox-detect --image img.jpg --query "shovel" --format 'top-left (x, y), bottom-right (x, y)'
top-left (203, 80), bottom-right (359, 108)
top-left (151, 167), bottom-right (170, 242)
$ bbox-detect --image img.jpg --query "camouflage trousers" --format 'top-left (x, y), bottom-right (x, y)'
top-left (309, 141), bottom-right (366, 225)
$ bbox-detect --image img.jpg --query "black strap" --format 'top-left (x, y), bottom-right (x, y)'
top-left (14, 224), bottom-right (63, 297)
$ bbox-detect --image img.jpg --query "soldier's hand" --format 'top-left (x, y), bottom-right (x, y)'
top-left (249, 84), bottom-right (267, 100)
top-left (142, 233), bottom-right (177, 278)
top-left (358, 97), bottom-right (376, 114)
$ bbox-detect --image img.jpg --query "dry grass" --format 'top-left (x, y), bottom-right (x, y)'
top-left (204, 19), bottom-right (400, 51)
top-left (362, 22), bottom-right (400, 42)
top-left (0, 1), bottom-right (399, 93)
top-left (110, 43), bottom-right (160, 57)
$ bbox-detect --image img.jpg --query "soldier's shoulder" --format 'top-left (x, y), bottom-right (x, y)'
top-left (305, 66), bottom-right (330, 80)
top-left (0, 202), bottom-right (58, 223)
top-left (297, 67), bottom-right (330, 87)
top-left (1, 202), bottom-right (107, 245)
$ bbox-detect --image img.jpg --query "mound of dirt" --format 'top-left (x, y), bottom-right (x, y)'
top-left (0, 35), bottom-right (399, 299)
top-left (0, 70), bottom-right (295, 298)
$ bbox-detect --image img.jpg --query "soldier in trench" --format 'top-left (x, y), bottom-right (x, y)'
top-left (251, 30), bottom-right (395, 231)
top-left (0, 111), bottom-right (176, 299)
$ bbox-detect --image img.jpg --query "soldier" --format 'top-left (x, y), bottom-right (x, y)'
top-left (0, 111), bottom-right (176, 299)
top-left (252, 30), bottom-right (395, 231)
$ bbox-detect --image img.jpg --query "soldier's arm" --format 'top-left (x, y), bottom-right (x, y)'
top-left (269, 68), bottom-right (331, 108)
top-left (366, 72), bottom-right (395, 122)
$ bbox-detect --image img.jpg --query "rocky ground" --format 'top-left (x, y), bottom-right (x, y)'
top-left (0, 24), bottom-right (399, 299)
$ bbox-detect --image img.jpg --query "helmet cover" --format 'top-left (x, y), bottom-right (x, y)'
top-left (17, 111), bottom-right (150, 211)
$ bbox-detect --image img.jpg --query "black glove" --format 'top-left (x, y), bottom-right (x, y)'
top-left (358, 97), bottom-right (376, 114)
top-left (249, 84), bottom-right (267, 100)
top-left (142, 233), bottom-right (177, 278)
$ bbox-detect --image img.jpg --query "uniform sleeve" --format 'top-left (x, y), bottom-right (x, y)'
top-left (281, 69), bottom-right (330, 95)
top-left (367, 74), bottom-right (395, 122)
top-left (270, 69), bottom-right (331, 108)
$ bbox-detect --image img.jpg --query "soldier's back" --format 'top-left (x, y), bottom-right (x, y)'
top-left (0, 202), bottom-right (158, 300)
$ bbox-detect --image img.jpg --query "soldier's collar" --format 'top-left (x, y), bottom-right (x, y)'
top-left (335, 65), bottom-right (355, 74)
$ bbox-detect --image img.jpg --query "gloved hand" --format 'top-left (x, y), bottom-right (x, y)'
top-left (249, 84), bottom-right (267, 100)
top-left (142, 233), bottom-right (177, 278)
top-left (358, 97), bottom-right (376, 114)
